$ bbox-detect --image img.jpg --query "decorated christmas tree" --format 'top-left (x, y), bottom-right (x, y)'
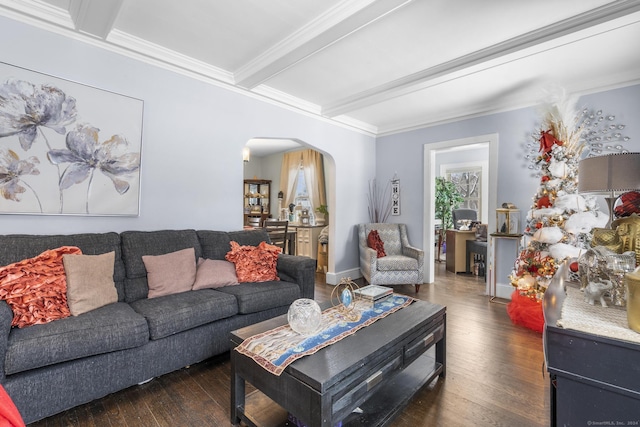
top-left (507, 93), bottom-right (629, 332)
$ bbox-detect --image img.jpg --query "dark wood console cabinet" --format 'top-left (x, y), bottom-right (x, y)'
top-left (543, 280), bottom-right (640, 426)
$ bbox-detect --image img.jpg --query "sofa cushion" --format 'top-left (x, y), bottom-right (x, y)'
top-left (142, 248), bottom-right (197, 298)
top-left (196, 230), bottom-right (232, 260)
top-left (0, 246), bottom-right (82, 328)
top-left (377, 255), bottom-right (418, 271)
top-left (4, 302), bottom-right (148, 375)
top-left (0, 233), bottom-right (126, 301)
top-left (129, 289), bottom-right (238, 340)
top-left (192, 258), bottom-right (238, 290)
top-left (63, 251), bottom-right (118, 316)
top-left (121, 230), bottom-right (202, 302)
top-left (216, 281), bottom-right (300, 314)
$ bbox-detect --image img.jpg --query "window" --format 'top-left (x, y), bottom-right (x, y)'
top-left (446, 167), bottom-right (482, 213)
top-left (293, 166), bottom-right (312, 210)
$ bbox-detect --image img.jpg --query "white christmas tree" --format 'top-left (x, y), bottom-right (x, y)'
top-left (510, 94), bottom-right (622, 300)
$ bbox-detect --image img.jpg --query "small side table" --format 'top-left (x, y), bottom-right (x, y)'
top-left (489, 233), bottom-right (522, 303)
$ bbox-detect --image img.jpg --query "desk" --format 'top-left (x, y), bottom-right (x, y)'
top-left (465, 240), bottom-right (487, 276)
top-left (445, 230), bottom-right (476, 273)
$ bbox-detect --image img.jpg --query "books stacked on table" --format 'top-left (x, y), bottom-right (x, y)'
top-left (354, 285), bottom-right (393, 302)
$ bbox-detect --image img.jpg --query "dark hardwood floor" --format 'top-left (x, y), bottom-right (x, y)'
top-left (28, 262), bottom-right (549, 427)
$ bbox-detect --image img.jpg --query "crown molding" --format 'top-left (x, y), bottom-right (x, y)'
top-left (234, 0), bottom-right (413, 89)
top-left (0, 0), bottom-right (73, 27)
top-left (323, 0), bottom-right (640, 117)
top-left (107, 30), bottom-right (235, 84)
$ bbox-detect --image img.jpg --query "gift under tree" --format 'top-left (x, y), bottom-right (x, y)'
top-left (507, 95), bottom-right (611, 332)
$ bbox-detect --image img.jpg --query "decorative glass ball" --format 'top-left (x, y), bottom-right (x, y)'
top-left (287, 298), bottom-right (322, 336)
top-left (340, 288), bottom-right (353, 308)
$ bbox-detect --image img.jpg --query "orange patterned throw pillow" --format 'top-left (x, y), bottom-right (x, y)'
top-left (367, 229), bottom-right (386, 258)
top-left (225, 241), bottom-right (281, 283)
top-left (0, 246), bottom-right (82, 328)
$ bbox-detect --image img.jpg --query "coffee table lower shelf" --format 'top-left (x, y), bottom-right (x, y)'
top-left (239, 351), bottom-right (442, 427)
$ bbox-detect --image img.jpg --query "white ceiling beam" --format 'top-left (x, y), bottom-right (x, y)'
top-left (322, 0), bottom-right (640, 117)
top-left (234, 0), bottom-right (414, 89)
top-left (69, 0), bottom-right (123, 39)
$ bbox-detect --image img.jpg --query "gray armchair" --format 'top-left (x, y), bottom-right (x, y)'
top-left (358, 223), bottom-right (424, 292)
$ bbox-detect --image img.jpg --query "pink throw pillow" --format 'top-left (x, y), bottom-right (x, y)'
top-left (142, 248), bottom-right (196, 298)
top-left (192, 258), bottom-right (239, 290)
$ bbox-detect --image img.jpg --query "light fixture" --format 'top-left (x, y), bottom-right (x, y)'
top-left (578, 152), bottom-right (640, 228)
top-left (242, 147), bottom-right (250, 163)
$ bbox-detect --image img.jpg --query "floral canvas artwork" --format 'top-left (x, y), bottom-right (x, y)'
top-left (0, 62), bottom-right (142, 216)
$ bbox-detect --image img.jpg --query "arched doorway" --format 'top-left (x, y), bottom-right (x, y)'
top-left (242, 138), bottom-right (336, 277)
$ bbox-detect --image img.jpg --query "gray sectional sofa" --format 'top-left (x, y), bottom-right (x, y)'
top-left (0, 228), bottom-right (316, 424)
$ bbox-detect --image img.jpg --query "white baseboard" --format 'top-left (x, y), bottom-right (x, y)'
top-left (491, 281), bottom-right (514, 300)
top-left (325, 268), bottom-right (362, 285)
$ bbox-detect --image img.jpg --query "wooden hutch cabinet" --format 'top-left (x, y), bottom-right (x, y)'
top-left (243, 179), bottom-right (271, 225)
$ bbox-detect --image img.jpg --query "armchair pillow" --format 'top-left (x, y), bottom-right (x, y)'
top-left (367, 229), bottom-right (386, 258)
top-left (63, 251), bottom-right (118, 316)
top-left (142, 248), bottom-right (196, 298)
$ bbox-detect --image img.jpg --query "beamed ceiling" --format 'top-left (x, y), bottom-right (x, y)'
top-left (1, 0), bottom-right (639, 137)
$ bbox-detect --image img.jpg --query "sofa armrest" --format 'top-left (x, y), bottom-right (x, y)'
top-left (0, 301), bottom-right (12, 382)
top-left (276, 254), bottom-right (316, 300)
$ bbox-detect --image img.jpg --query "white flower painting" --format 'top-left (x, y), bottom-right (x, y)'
top-left (0, 62), bottom-right (142, 215)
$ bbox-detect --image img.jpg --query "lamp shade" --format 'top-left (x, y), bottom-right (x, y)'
top-left (578, 153), bottom-right (640, 193)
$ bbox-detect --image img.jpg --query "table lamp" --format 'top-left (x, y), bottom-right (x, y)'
top-left (578, 152), bottom-right (640, 228)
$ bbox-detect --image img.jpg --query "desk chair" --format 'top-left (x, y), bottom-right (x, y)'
top-left (452, 209), bottom-right (477, 229)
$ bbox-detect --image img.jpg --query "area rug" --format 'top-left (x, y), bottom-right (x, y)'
top-left (235, 294), bottom-right (414, 375)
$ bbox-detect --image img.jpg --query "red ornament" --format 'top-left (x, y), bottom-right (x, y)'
top-left (536, 222), bottom-right (543, 229)
top-left (541, 175), bottom-right (550, 183)
top-left (570, 261), bottom-right (579, 272)
top-left (537, 195), bottom-right (552, 208)
top-left (539, 130), bottom-right (563, 154)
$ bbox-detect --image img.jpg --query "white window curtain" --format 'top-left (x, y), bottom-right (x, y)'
top-left (280, 149), bottom-right (326, 210)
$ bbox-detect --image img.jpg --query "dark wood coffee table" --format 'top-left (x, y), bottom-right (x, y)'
top-left (230, 299), bottom-right (446, 427)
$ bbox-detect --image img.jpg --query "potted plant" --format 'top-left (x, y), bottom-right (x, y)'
top-left (315, 204), bottom-right (328, 225)
top-left (435, 177), bottom-right (463, 262)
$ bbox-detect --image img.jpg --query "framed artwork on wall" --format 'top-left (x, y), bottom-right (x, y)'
top-left (0, 61), bottom-right (143, 216)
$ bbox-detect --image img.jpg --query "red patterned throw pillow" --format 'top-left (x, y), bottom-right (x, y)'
top-left (367, 229), bottom-right (386, 258)
top-left (0, 246), bottom-right (82, 328)
top-left (225, 241), bottom-right (281, 283)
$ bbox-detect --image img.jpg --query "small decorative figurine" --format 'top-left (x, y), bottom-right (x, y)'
top-left (583, 280), bottom-right (614, 307)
